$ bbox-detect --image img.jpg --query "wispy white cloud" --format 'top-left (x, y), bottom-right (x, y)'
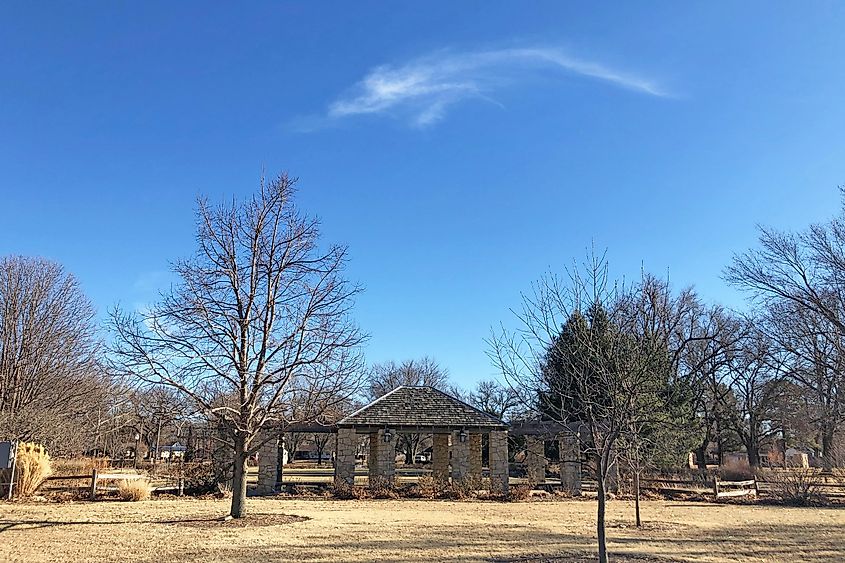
top-left (325, 47), bottom-right (669, 127)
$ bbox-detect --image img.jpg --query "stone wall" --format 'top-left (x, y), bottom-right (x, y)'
top-left (469, 433), bottom-right (482, 478)
top-left (255, 433), bottom-right (279, 495)
top-left (368, 432), bottom-right (379, 479)
top-left (432, 433), bottom-right (450, 481)
top-left (450, 431), bottom-right (471, 481)
top-left (525, 436), bottom-right (546, 485)
top-left (488, 430), bottom-right (509, 495)
top-left (558, 433), bottom-right (581, 495)
top-left (334, 427), bottom-right (357, 487)
top-left (370, 429), bottom-right (397, 486)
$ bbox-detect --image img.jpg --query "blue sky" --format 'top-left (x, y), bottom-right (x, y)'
top-left (2, 3), bottom-right (845, 388)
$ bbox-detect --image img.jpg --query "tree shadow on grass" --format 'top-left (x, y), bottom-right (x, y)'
top-left (173, 519), bottom-right (845, 563)
top-left (0, 513), bottom-right (308, 533)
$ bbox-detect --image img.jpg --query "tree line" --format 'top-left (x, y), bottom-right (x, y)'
top-left (2, 173), bottom-right (844, 528)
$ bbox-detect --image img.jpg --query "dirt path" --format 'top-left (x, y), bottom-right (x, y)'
top-left (1, 497), bottom-right (842, 562)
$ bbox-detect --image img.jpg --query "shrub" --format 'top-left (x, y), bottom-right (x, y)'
top-left (719, 458), bottom-right (754, 481)
top-left (331, 481), bottom-right (370, 500)
top-left (413, 475), bottom-right (447, 499)
top-left (368, 476), bottom-right (399, 499)
top-left (181, 463), bottom-right (218, 496)
top-left (14, 443), bottom-right (52, 497)
top-left (758, 469), bottom-right (823, 506)
top-left (446, 476), bottom-right (486, 500)
top-left (117, 478), bottom-right (152, 501)
top-left (508, 484), bottom-right (532, 501)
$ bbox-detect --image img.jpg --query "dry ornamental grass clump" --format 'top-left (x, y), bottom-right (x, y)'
top-left (14, 443), bottom-right (52, 497)
top-left (117, 478), bottom-right (153, 501)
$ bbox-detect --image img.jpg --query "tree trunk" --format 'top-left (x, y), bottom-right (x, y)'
top-left (695, 446), bottom-right (708, 470)
top-left (747, 442), bottom-right (760, 468)
top-left (403, 434), bottom-right (417, 465)
top-left (596, 475), bottom-right (608, 563)
top-left (230, 435), bottom-right (249, 519)
top-left (821, 426), bottom-right (835, 472)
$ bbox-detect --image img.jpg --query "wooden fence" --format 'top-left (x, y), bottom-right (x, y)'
top-left (40, 469), bottom-right (183, 499)
top-left (633, 473), bottom-right (845, 500)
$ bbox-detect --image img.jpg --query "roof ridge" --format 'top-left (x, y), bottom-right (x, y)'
top-left (427, 386), bottom-right (505, 425)
top-left (337, 386), bottom-right (405, 425)
top-left (337, 385), bottom-right (507, 428)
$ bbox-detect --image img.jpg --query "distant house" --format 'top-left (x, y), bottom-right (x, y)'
top-left (159, 442), bottom-right (187, 460)
top-left (291, 441), bottom-right (333, 462)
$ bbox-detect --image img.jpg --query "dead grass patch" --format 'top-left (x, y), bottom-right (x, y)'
top-left (2, 498), bottom-right (845, 562)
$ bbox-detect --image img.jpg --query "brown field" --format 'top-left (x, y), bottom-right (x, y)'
top-left (1, 497), bottom-right (843, 562)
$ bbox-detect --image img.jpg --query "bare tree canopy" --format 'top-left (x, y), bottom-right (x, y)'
top-left (109, 173), bottom-right (366, 517)
top-left (364, 357), bottom-right (450, 464)
top-left (365, 357), bottom-right (449, 401)
top-left (466, 379), bottom-right (520, 421)
top-left (489, 253), bottom-right (709, 563)
top-left (0, 255), bottom-right (103, 449)
top-left (727, 200), bottom-right (845, 469)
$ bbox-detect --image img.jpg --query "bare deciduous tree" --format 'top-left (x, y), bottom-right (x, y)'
top-left (762, 301), bottom-right (845, 469)
top-left (466, 379), bottom-right (520, 421)
top-left (109, 173), bottom-right (366, 518)
top-left (365, 357), bottom-right (449, 464)
top-left (488, 254), bottom-right (677, 563)
top-left (727, 210), bottom-right (845, 469)
top-left (724, 326), bottom-right (786, 467)
top-left (365, 357), bottom-right (449, 399)
top-left (0, 255), bottom-right (103, 451)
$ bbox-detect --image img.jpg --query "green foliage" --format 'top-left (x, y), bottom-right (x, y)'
top-left (540, 301), bottom-right (701, 470)
top-left (539, 306), bottom-right (613, 421)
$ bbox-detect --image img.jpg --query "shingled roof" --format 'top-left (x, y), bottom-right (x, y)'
top-left (337, 386), bottom-right (507, 429)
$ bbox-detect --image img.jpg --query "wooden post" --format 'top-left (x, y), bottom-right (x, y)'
top-left (178, 477), bottom-right (184, 496)
top-left (6, 442), bottom-right (17, 501)
top-left (713, 476), bottom-right (719, 499)
top-left (89, 468), bottom-right (99, 501)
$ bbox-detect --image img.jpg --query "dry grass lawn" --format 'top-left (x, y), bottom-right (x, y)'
top-left (1, 497), bottom-right (843, 562)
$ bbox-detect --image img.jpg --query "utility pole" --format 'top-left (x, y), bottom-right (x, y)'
top-left (154, 417), bottom-right (162, 467)
top-left (133, 432), bottom-right (141, 469)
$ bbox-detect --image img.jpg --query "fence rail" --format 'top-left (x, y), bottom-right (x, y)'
top-left (38, 469), bottom-right (182, 499)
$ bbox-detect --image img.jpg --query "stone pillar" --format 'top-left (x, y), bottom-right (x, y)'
top-left (488, 430), bottom-right (509, 495)
top-left (370, 429), bottom-right (397, 487)
top-left (255, 433), bottom-right (280, 495)
top-left (525, 436), bottom-right (546, 486)
top-left (368, 432), bottom-right (380, 480)
top-left (451, 431), bottom-right (471, 481)
top-left (334, 427), bottom-right (357, 487)
top-left (432, 433), bottom-right (450, 481)
top-left (469, 433), bottom-right (483, 478)
top-left (559, 433), bottom-right (581, 495)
